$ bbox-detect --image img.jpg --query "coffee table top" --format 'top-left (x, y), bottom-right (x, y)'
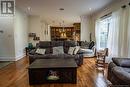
top-left (28, 59), bottom-right (78, 69)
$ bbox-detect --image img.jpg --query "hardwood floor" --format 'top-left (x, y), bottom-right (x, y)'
top-left (0, 57), bottom-right (108, 87)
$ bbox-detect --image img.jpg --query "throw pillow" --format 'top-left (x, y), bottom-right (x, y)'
top-left (35, 48), bottom-right (46, 54)
top-left (68, 47), bottom-right (75, 55)
top-left (81, 41), bottom-right (89, 49)
top-left (88, 41), bottom-right (95, 49)
top-left (53, 46), bottom-right (64, 54)
top-left (74, 46), bottom-right (80, 54)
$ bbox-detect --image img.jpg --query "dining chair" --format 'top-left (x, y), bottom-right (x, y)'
top-left (96, 48), bottom-right (108, 69)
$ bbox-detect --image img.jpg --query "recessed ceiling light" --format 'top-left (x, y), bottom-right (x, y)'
top-left (59, 8), bottom-right (64, 11)
top-left (89, 8), bottom-right (92, 11)
top-left (52, 21), bottom-right (55, 23)
top-left (27, 7), bottom-right (31, 11)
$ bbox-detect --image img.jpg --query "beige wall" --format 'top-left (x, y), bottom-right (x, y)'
top-left (28, 16), bottom-right (51, 46)
top-left (14, 8), bottom-right (28, 61)
top-left (81, 15), bottom-right (92, 41)
top-left (0, 8), bottom-right (28, 61)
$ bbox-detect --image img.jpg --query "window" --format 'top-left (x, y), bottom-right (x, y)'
top-left (99, 17), bottom-right (111, 49)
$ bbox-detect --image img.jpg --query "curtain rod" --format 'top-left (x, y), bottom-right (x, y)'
top-left (100, 2), bottom-right (130, 19)
top-left (100, 12), bottom-right (112, 19)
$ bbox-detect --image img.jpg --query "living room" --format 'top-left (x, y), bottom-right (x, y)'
top-left (0, 0), bottom-right (130, 87)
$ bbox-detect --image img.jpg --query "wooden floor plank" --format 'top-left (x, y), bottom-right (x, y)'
top-left (0, 56), bottom-right (108, 87)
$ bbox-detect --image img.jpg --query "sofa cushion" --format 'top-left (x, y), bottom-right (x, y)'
top-left (112, 58), bottom-right (130, 67)
top-left (51, 53), bottom-right (79, 59)
top-left (122, 67), bottom-right (130, 73)
top-left (32, 54), bottom-right (53, 59)
top-left (88, 41), bottom-right (95, 49)
top-left (51, 41), bottom-right (64, 47)
top-left (39, 41), bottom-right (51, 48)
top-left (68, 47), bottom-right (75, 55)
top-left (64, 41), bottom-right (77, 53)
top-left (32, 54), bottom-right (77, 59)
top-left (63, 54), bottom-right (79, 59)
top-left (50, 54), bottom-right (66, 58)
top-left (48, 54), bottom-right (75, 59)
top-left (45, 48), bottom-right (52, 54)
top-left (64, 41), bottom-right (77, 47)
top-left (113, 66), bottom-right (130, 84)
top-left (74, 46), bottom-right (80, 55)
top-left (53, 46), bottom-right (64, 54)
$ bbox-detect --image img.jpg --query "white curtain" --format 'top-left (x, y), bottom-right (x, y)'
top-left (128, 7), bottom-right (130, 57)
top-left (118, 7), bottom-right (129, 57)
top-left (95, 19), bottom-right (101, 51)
top-left (108, 6), bottom-right (130, 58)
top-left (95, 5), bottom-right (130, 59)
top-left (107, 9), bottom-right (121, 57)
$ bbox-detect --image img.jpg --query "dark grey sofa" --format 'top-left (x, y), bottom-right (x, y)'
top-left (108, 58), bottom-right (130, 85)
top-left (29, 41), bottom-right (83, 66)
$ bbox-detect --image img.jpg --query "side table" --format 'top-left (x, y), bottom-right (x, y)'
top-left (25, 47), bottom-right (36, 56)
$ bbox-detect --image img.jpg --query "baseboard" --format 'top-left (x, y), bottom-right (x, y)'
top-left (0, 57), bottom-right (15, 61)
top-left (15, 54), bottom-right (26, 61)
top-left (0, 54), bottom-right (26, 61)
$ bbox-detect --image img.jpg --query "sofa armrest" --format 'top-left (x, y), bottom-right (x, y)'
top-left (28, 54), bottom-right (37, 64)
top-left (112, 66), bottom-right (130, 84)
top-left (107, 62), bottom-right (117, 82)
top-left (92, 46), bottom-right (96, 56)
top-left (73, 54), bottom-right (83, 66)
top-left (29, 49), bottom-right (36, 55)
top-left (112, 58), bottom-right (130, 67)
top-left (77, 49), bottom-right (85, 54)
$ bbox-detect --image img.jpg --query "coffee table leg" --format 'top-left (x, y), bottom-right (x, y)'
top-left (72, 68), bottom-right (77, 84)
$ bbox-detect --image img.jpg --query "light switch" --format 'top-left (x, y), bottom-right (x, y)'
top-left (0, 30), bottom-right (4, 33)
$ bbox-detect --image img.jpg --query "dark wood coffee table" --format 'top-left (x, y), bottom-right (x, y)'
top-left (28, 58), bottom-right (78, 85)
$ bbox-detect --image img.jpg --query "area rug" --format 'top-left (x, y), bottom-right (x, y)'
top-left (0, 61), bottom-right (13, 69)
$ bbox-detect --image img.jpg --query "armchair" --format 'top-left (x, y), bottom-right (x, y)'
top-left (108, 58), bottom-right (130, 85)
top-left (78, 41), bottom-right (96, 57)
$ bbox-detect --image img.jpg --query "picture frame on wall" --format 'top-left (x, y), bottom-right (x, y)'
top-left (33, 37), bottom-right (40, 41)
top-left (29, 33), bottom-right (36, 37)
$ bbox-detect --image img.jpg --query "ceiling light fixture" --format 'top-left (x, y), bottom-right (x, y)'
top-left (52, 21), bottom-right (55, 23)
top-left (27, 7), bottom-right (31, 11)
top-left (89, 8), bottom-right (92, 11)
top-left (59, 8), bottom-right (64, 11)
top-left (60, 21), bottom-right (66, 38)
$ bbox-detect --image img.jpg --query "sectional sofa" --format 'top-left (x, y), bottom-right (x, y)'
top-left (29, 41), bottom-right (84, 66)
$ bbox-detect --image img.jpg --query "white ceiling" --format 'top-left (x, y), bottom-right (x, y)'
top-left (16, 0), bottom-right (119, 26)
